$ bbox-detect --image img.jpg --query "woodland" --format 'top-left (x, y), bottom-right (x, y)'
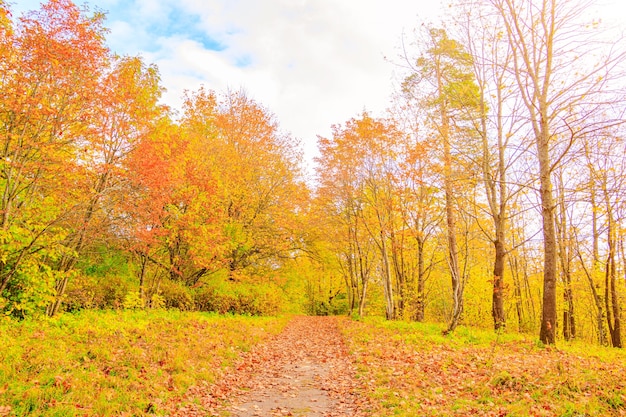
top-left (3, 0), bottom-right (626, 352)
top-left (2, 0), bottom-right (626, 344)
top-left (3, 0), bottom-right (626, 415)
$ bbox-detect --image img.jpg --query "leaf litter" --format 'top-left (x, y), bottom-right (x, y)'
top-left (167, 316), bottom-right (371, 417)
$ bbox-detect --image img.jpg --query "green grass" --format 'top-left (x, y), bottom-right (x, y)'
top-left (0, 309), bottom-right (288, 416)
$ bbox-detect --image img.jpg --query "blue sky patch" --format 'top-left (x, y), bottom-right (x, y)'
top-left (142, 7), bottom-right (225, 52)
top-left (10, 0), bottom-right (227, 56)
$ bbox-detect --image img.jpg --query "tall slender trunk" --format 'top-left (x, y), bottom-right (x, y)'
top-left (380, 230), bottom-right (395, 320)
top-left (414, 236), bottom-right (426, 322)
top-left (443, 145), bottom-right (463, 333)
top-left (605, 216), bottom-right (622, 348)
top-left (582, 143), bottom-right (606, 345)
top-left (391, 230), bottom-right (406, 317)
top-left (345, 238), bottom-right (356, 316)
top-left (509, 255), bottom-right (524, 331)
top-left (492, 238), bottom-right (506, 330)
top-left (438, 74), bottom-right (463, 335)
top-left (562, 281), bottom-right (575, 341)
top-left (353, 209), bottom-right (371, 318)
top-left (477, 69), bottom-right (508, 332)
top-left (139, 253), bottom-right (148, 304)
top-left (556, 178), bottom-right (575, 341)
top-left (358, 279), bottom-right (368, 317)
top-left (537, 123), bottom-right (558, 344)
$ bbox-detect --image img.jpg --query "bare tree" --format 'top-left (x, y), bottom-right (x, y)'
top-left (487, 0), bottom-right (625, 344)
top-left (452, 3), bottom-right (529, 331)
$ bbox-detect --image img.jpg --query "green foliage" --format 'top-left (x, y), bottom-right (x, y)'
top-left (0, 310), bottom-right (288, 416)
top-left (0, 220), bottom-right (73, 318)
top-left (1, 266), bottom-right (57, 319)
top-left (80, 247), bottom-right (131, 278)
top-left (62, 247), bottom-right (136, 311)
top-left (305, 293), bottom-right (349, 316)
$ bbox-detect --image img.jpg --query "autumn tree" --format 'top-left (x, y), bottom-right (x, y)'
top-left (125, 113), bottom-right (225, 297)
top-left (355, 115), bottom-right (405, 320)
top-left (402, 26), bottom-right (481, 333)
top-left (577, 127), bottom-right (626, 347)
top-left (389, 94), bottom-right (443, 321)
top-left (47, 55), bottom-right (166, 315)
top-left (179, 88), bottom-right (305, 281)
top-left (0, 0), bottom-right (109, 316)
top-left (575, 135), bottom-right (609, 345)
top-left (448, 2), bottom-right (532, 331)
top-left (316, 121), bottom-right (376, 317)
top-left (126, 87), bottom-right (304, 296)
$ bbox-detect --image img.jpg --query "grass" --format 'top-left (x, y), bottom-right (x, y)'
top-left (339, 317), bottom-right (626, 416)
top-left (0, 309), bottom-right (288, 416)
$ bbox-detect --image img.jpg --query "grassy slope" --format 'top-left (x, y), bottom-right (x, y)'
top-left (339, 317), bottom-right (626, 417)
top-left (0, 310), bottom-right (287, 416)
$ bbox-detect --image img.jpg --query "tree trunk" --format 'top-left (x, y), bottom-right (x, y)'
top-left (444, 168), bottom-right (463, 334)
top-left (380, 230), bottom-right (395, 320)
top-left (492, 238), bottom-right (506, 330)
top-left (346, 240), bottom-right (356, 315)
top-left (562, 283), bottom-right (575, 341)
top-left (358, 279), bottom-right (368, 317)
top-left (139, 253), bottom-right (148, 304)
top-left (510, 255), bottom-right (525, 331)
top-left (537, 130), bottom-right (558, 345)
top-left (414, 236), bottom-right (426, 322)
top-left (391, 230), bottom-right (406, 317)
top-left (439, 76), bottom-right (463, 335)
top-left (555, 178), bottom-right (575, 341)
top-left (606, 236), bottom-right (622, 348)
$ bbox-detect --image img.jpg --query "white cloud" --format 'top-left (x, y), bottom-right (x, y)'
top-left (149, 0), bottom-right (444, 163)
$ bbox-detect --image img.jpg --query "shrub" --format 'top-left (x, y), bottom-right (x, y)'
top-left (123, 291), bottom-right (144, 309)
top-left (150, 293), bottom-right (166, 309)
top-left (63, 273), bottom-right (131, 310)
top-left (194, 280), bottom-right (284, 316)
top-left (1, 266), bottom-right (57, 319)
top-left (156, 280), bottom-right (194, 311)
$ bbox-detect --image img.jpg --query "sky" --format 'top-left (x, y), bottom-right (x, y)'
top-left (10, 0), bottom-right (626, 171)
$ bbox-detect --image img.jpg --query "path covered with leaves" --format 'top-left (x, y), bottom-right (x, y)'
top-left (170, 316), bottom-right (370, 416)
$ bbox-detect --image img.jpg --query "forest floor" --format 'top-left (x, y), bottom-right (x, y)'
top-left (169, 316), bottom-right (371, 416)
top-left (167, 316), bottom-right (626, 417)
top-left (3, 312), bottom-right (626, 416)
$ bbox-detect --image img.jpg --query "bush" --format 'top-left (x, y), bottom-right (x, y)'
top-left (122, 291), bottom-right (144, 309)
top-left (150, 293), bottom-right (166, 309)
top-left (194, 280), bottom-right (284, 316)
top-left (156, 280), bottom-right (194, 311)
top-left (63, 274), bottom-right (131, 311)
top-left (194, 286), bottom-right (234, 314)
top-left (1, 266), bottom-right (57, 319)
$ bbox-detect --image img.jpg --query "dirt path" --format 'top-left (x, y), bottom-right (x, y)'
top-left (172, 316), bottom-right (370, 416)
